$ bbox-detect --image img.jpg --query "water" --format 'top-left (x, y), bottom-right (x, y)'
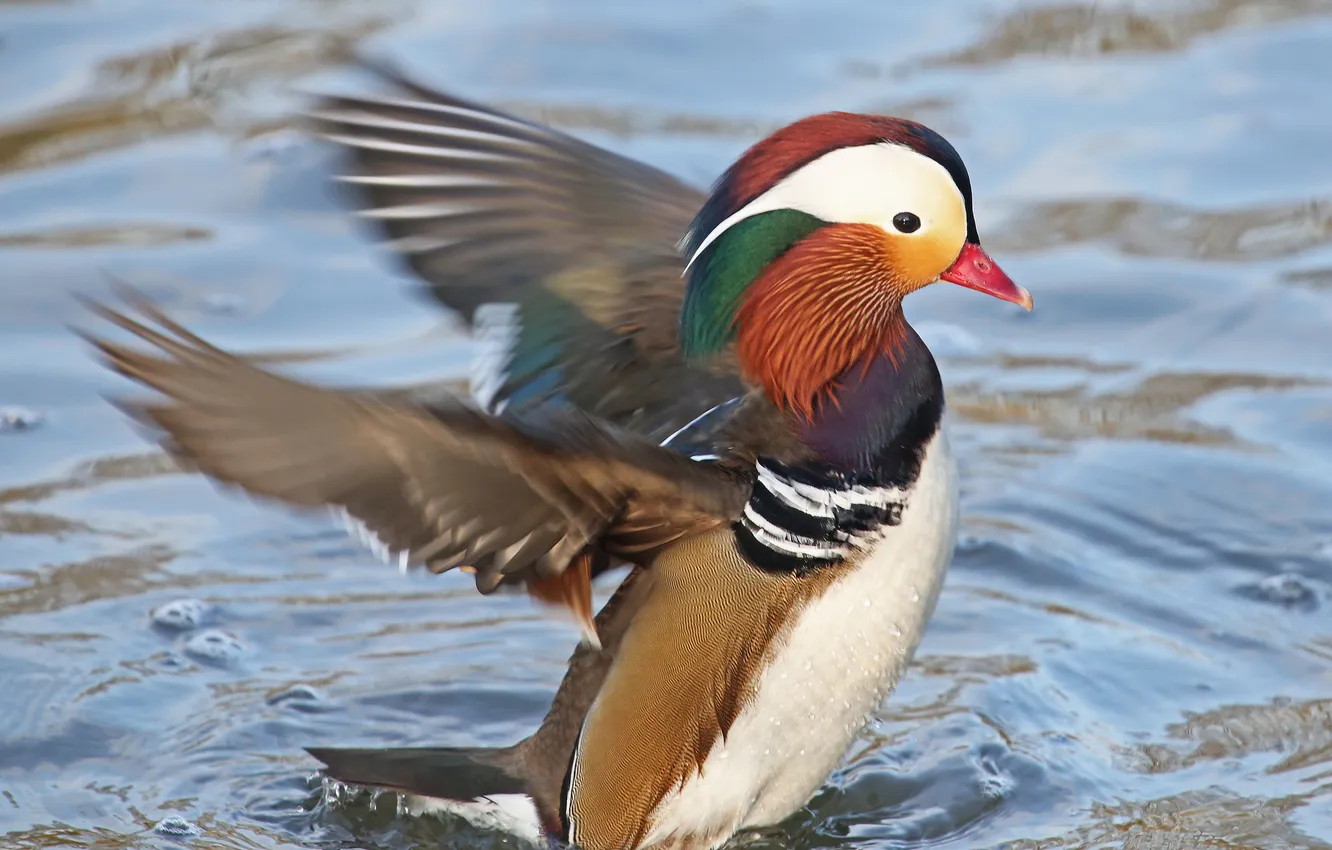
top-left (3, 0), bottom-right (1332, 847)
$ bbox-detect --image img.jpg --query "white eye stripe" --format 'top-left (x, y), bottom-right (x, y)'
top-left (684, 142), bottom-right (964, 271)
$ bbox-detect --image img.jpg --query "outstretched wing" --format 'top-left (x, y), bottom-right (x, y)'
top-left (80, 290), bottom-right (752, 595)
top-left (305, 62), bottom-right (742, 441)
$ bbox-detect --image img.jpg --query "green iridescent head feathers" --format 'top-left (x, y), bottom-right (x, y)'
top-left (679, 209), bottom-right (824, 359)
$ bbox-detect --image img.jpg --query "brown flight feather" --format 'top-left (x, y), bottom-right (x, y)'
top-left (76, 287), bottom-right (752, 595)
top-left (527, 551), bottom-right (602, 646)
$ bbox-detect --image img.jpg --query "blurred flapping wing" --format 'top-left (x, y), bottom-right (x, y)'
top-left (305, 63), bottom-right (742, 440)
top-left (79, 290), bottom-right (752, 594)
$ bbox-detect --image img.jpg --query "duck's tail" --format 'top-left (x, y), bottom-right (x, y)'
top-left (309, 745), bottom-right (552, 842)
top-left (307, 745), bottom-right (527, 802)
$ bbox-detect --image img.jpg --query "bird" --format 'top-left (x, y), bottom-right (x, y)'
top-left (80, 63), bottom-right (1032, 850)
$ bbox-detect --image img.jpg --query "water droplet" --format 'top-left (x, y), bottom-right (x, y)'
top-left (861, 598), bottom-right (871, 608)
top-left (184, 630), bottom-right (246, 666)
top-left (155, 651), bottom-right (189, 671)
top-left (154, 816), bottom-right (202, 838)
top-left (202, 292), bottom-right (248, 316)
top-left (910, 588), bottom-right (920, 602)
top-left (245, 128), bottom-right (305, 162)
top-left (151, 598), bottom-right (212, 631)
top-left (891, 624), bottom-right (902, 638)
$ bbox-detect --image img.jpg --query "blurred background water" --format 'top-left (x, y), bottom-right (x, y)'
top-left (2, 0), bottom-right (1332, 847)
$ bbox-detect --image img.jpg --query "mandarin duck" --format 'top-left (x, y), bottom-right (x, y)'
top-left (81, 63), bottom-right (1031, 850)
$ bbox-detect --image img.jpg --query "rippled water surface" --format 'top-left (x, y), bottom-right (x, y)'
top-left (4, 1), bottom-right (1332, 847)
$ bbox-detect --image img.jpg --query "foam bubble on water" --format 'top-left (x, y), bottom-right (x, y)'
top-left (151, 599), bottom-right (213, 631)
top-left (1257, 572), bottom-right (1319, 605)
top-left (977, 756), bottom-right (1014, 800)
top-left (153, 816), bottom-right (202, 837)
top-left (184, 630), bottom-right (247, 665)
top-left (1236, 571), bottom-right (1321, 611)
top-left (0, 407), bottom-right (45, 433)
top-left (978, 772), bottom-right (1013, 799)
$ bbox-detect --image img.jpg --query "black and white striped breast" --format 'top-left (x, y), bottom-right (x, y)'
top-left (735, 459), bottom-right (911, 574)
top-left (733, 384), bottom-right (945, 577)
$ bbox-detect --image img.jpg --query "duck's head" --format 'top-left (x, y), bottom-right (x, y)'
top-left (680, 112), bottom-right (1030, 419)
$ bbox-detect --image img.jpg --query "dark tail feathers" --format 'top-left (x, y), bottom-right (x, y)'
top-left (307, 745), bottom-right (527, 801)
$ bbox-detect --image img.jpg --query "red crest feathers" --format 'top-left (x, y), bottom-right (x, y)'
top-left (726, 114), bottom-right (933, 212)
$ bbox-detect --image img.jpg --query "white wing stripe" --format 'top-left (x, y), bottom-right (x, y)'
top-left (309, 108), bottom-right (538, 148)
top-left (335, 507), bottom-right (413, 570)
top-left (380, 234), bottom-right (461, 254)
top-left (318, 96), bottom-right (543, 136)
top-left (471, 302), bottom-right (520, 413)
top-left (335, 173), bottom-right (512, 189)
top-left (318, 133), bottom-right (517, 163)
top-left (359, 202), bottom-right (481, 220)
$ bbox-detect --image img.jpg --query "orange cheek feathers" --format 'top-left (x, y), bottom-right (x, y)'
top-left (734, 224), bottom-right (912, 420)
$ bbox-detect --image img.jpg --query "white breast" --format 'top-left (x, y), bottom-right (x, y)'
top-left (642, 424), bottom-right (959, 849)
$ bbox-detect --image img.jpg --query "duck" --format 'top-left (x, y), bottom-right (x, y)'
top-left (80, 63), bottom-right (1031, 850)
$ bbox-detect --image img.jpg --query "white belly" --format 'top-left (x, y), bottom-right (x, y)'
top-left (643, 425), bottom-right (959, 848)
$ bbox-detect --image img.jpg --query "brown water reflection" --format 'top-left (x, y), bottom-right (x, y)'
top-left (1005, 787), bottom-right (1330, 850)
top-left (952, 368), bottom-right (1322, 446)
top-left (990, 196), bottom-right (1332, 262)
top-left (1130, 697), bottom-right (1332, 776)
top-left (0, 17), bottom-right (388, 175)
top-left (926, 0), bottom-right (1332, 66)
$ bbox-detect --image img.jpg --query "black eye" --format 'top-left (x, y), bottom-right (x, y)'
top-left (892, 212), bottom-right (921, 233)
